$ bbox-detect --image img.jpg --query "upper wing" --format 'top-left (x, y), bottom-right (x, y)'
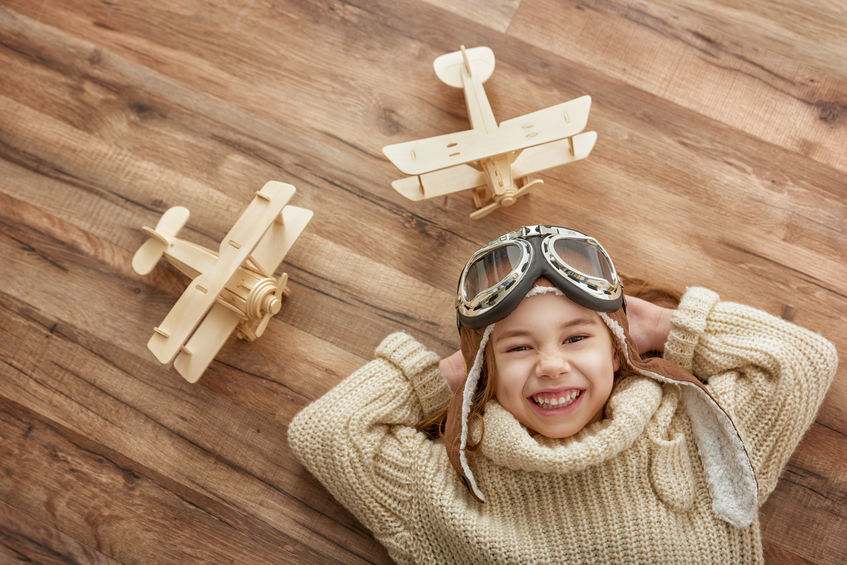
top-left (217, 181), bottom-right (293, 258)
top-left (172, 302), bottom-right (242, 383)
top-left (498, 95), bottom-right (591, 142)
top-left (147, 182), bottom-right (291, 364)
top-left (383, 128), bottom-right (485, 175)
top-left (248, 204), bottom-right (313, 277)
top-left (383, 95), bottom-right (592, 176)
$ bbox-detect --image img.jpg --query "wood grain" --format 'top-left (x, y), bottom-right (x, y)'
top-left (1, 1), bottom-right (844, 563)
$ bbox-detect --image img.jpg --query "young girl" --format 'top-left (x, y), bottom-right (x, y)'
top-left (288, 225), bottom-right (837, 564)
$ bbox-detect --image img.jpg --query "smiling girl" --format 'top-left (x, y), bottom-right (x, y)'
top-left (489, 289), bottom-right (619, 439)
top-left (289, 225), bottom-right (837, 564)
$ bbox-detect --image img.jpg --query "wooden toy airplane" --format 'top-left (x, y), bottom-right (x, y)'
top-left (132, 181), bottom-right (313, 383)
top-left (383, 46), bottom-right (597, 219)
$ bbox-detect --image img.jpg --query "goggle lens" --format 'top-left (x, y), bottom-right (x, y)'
top-left (463, 243), bottom-right (524, 299)
top-left (552, 237), bottom-right (615, 282)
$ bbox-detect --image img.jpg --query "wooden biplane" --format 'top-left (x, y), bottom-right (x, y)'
top-left (131, 181), bottom-right (313, 383)
top-left (383, 46), bottom-right (597, 219)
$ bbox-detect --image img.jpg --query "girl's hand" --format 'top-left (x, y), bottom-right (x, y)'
top-left (438, 350), bottom-right (466, 392)
top-left (625, 295), bottom-right (673, 354)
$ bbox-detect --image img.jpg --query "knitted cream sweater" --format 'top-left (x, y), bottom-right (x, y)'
top-left (288, 288), bottom-right (837, 564)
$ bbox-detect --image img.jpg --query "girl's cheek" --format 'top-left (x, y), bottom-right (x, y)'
top-left (584, 349), bottom-right (614, 364)
top-left (495, 361), bottom-right (522, 382)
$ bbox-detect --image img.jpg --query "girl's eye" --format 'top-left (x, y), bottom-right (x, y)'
top-left (564, 335), bottom-right (588, 344)
top-left (507, 345), bottom-right (530, 353)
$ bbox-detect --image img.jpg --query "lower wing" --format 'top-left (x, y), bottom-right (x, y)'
top-left (172, 302), bottom-right (241, 383)
top-left (512, 131), bottom-right (597, 178)
top-left (391, 163), bottom-right (485, 201)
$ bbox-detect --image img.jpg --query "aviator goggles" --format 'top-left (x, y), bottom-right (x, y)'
top-left (457, 225), bottom-right (624, 329)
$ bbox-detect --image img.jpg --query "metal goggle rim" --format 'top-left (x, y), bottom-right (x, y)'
top-left (541, 233), bottom-right (621, 300)
top-left (457, 232), bottom-right (621, 319)
top-left (457, 239), bottom-right (533, 319)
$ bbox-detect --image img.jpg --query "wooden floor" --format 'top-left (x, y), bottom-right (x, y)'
top-left (1, 1), bottom-right (845, 563)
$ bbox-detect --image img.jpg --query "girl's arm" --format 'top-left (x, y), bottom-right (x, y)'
top-left (288, 333), bottom-right (450, 544)
top-left (663, 287), bottom-right (838, 502)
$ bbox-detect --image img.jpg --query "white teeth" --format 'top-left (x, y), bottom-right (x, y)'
top-left (532, 390), bottom-right (580, 409)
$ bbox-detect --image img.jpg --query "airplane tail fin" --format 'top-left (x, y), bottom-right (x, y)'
top-left (131, 206), bottom-right (190, 275)
top-left (434, 45), bottom-right (495, 88)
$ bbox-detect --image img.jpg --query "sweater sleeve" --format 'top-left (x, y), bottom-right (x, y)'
top-left (287, 332), bottom-right (450, 542)
top-left (664, 287), bottom-right (838, 503)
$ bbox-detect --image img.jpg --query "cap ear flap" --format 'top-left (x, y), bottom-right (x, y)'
top-left (600, 308), bottom-right (634, 369)
top-left (444, 323), bottom-right (493, 502)
top-left (599, 308), bottom-right (758, 527)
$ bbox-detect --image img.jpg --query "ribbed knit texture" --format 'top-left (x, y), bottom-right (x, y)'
top-left (288, 288), bottom-right (837, 564)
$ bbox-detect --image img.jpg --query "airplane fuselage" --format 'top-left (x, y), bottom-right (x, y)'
top-left (459, 52), bottom-right (519, 202)
top-left (158, 238), bottom-right (282, 333)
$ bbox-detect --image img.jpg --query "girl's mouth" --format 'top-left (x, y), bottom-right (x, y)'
top-left (530, 389), bottom-right (583, 410)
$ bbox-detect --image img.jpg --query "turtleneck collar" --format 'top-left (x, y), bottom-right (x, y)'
top-left (478, 376), bottom-right (663, 474)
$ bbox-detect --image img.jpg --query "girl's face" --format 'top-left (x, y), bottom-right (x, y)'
top-left (490, 292), bottom-right (619, 439)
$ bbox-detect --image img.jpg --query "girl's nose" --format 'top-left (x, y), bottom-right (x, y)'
top-left (535, 350), bottom-right (570, 378)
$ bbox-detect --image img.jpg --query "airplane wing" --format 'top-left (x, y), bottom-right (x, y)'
top-left (498, 95), bottom-right (592, 142)
top-left (248, 204), bottom-right (313, 277)
top-left (391, 163), bottom-right (485, 201)
top-left (383, 95), bottom-right (592, 176)
top-left (147, 182), bottom-right (291, 364)
top-left (512, 131), bottom-right (598, 178)
top-left (383, 128), bottom-right (485, 176)
top-left (172, 302), bottom-right (241, 383)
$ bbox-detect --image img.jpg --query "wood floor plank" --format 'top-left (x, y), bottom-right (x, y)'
top-left (0, 295), bottom-right (389, 564)
top-left (422, 0), bottom-right (523, 32)
top-left (0, 395), bottom-right (387, 564)
top-left (0, 499), bottom-right (116, 565)
top-left (507, 0), bottom-right (847, 173)
top-left (758, 423), bottom-right (847, 562)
